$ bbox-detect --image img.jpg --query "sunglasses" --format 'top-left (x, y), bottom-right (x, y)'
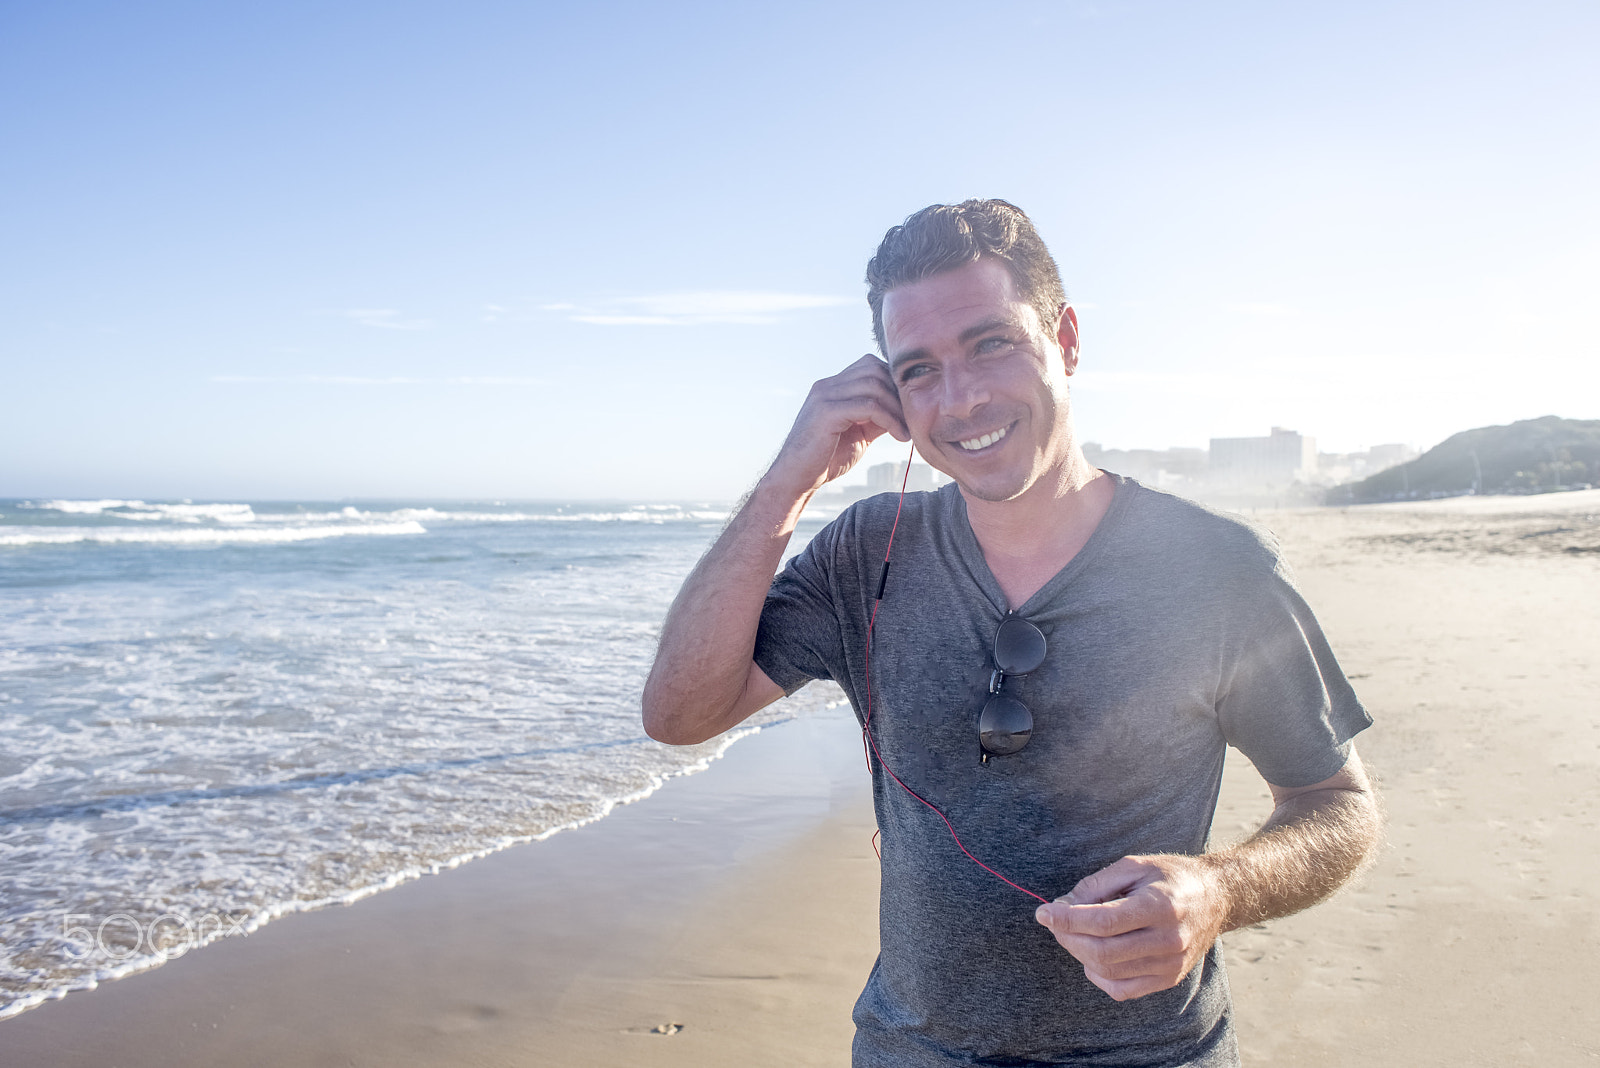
top-left (978, 614), bottom-right (1047, 761)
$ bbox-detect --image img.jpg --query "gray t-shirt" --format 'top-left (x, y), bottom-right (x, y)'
top-left (754, 475), bottom-right (1371, 1067)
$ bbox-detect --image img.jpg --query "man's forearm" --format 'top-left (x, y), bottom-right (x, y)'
top-left (640, 475), bottom-right (809, 745)
top-left (1204, 769), bottom-right (1383, 932)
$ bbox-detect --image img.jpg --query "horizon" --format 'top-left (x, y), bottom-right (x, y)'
top-left (1, 410), bottom-right (1590, 503)
top-left (3, 2), bottom-right (1596, 500)
top-left (4, 408), bottom-right (1590, 506)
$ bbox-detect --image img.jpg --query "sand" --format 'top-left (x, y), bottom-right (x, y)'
top-left (4, 490), bottom-right (1598, 1066)
top-left (1220, 490), bottom-right (1600, 1066)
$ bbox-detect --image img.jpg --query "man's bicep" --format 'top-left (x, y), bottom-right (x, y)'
top-left (1217, 567), bottom-right (1372, 789)
top-left (752, 525), bottom-right (852, 695)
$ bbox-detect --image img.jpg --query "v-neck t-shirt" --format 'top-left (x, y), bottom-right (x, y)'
top-left (753, 474), bottom-right (1371, 1067)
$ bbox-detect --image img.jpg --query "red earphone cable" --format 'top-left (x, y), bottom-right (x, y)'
top-left (859, 445), bottom-right (1047, 904)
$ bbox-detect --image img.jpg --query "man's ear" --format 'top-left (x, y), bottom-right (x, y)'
top-left (1054, 304), bottom-right (1081, 375)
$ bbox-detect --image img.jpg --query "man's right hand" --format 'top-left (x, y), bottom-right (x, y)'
top-left (765, 354), bottom-right (910, 500)
top-left (642, 354), bottom-right (907, 746)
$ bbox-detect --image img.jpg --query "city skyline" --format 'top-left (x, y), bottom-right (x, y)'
top-left (829, 428), bottom-right (1420, 499)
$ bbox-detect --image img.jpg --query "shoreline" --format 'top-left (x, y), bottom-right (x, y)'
top-left (0, 721), bottom-right (775, 1024)
top-left (0, 707), bottom-right (883, 1067)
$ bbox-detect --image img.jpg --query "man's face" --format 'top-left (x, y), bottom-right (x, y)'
top-left (882, 257), bottom-right (1080, 504)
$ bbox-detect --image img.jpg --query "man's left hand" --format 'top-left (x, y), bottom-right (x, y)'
top-left (1034, 854), bottom-right (1227, 1002)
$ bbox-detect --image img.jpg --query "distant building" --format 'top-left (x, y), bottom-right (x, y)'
top-left (1365, 443), bottom-right (1416, 471)
top-left (1315, 442), bottom-right (1420, 487)
top-left (867, 461), bottom-right (939, 493)
top-left (1209, 427), bottom-right (1317, 486)
top-left (1082, 443), bottom-right (1207, 489)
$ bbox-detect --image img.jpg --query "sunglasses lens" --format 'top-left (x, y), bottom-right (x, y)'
top-left (978, 694), bottom-right (1033, 755)
top-left (993, 617), bottom-right (1047, 676)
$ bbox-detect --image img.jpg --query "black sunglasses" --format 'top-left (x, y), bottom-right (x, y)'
top-left (978, 614), bottom-right (1047, 761)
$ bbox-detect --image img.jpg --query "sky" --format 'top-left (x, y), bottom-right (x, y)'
top-left (2, 0), bottom-right (1596, 501)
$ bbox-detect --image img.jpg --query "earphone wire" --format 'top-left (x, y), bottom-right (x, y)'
top-left (860, 442), bottom-right (1047, 904)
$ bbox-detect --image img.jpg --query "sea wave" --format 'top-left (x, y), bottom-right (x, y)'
top-left (0, 522), bottom-right (427, 547)
top-left (121, 503), bottom-right (256, 523)
top-left (386, 508), bottom-right (730, 524)
top-left (19, 499), bottom-right (147, 515)
top-left (11, 501), bottom-right (731, 527)
top-left (0, 720), bottom-right (773, 1021)
top-left (339, 506), bottom-right (729, 524)
top-left (18, 500), bottom-right (256, 523)
top-left (0, 500), bottom-right (840, 1022)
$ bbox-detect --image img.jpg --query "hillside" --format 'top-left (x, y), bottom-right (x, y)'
top-left (1331, 416), bottom-right (1600, 503)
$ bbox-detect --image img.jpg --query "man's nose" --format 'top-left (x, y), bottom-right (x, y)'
top-left (938, 362), bottom-right (990, 418)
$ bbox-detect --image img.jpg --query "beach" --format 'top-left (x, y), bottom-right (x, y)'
top-left (0, 707), bottom-right (880, 1067)
top-left (4, 490), bottom-right (1599, 1065)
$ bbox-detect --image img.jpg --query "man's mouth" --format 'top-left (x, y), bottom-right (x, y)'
top-left (956, 424), bottom-right (1010, 452)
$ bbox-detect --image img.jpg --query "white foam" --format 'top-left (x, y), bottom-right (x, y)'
top-left (517, 508), bottom-right (729, 523)
top-left (0, 718), bottom-right (781, 1021)
top-left (308, 507), bottom-right (732, 525)
top-left (10, 501), bottom-right (734, 527)
top-left (123, 503), bottom-right (257, 523)
top-left (16, 500), bottom-right (257, 523)
top-left (20, 499), bottom-right (146, 514)
top-left (0, 522), bottom-right (426, 547)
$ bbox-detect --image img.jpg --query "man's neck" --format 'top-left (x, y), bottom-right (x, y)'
top-left (961, 450), bottom-right (1115, 611)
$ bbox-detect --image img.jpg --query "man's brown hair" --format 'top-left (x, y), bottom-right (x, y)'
top-left (865, 199), bottom-right (1067, 356)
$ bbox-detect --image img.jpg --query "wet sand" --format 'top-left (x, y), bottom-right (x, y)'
top-left (5, 490), bottom-right (1598, 1066)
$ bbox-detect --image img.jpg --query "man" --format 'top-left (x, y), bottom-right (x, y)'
top-left (642, 199), bottom-right (1380, 1067)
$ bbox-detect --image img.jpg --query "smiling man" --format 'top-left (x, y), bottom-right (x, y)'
top-left (643, 200), bottom-right (1380, 1067)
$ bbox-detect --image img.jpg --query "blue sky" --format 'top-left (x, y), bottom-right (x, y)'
top-left (3, 0), bottom-right (1596, 500)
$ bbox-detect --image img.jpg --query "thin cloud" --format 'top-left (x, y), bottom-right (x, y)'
top-left (1073, 369), bottom-right (1233, 398)
top-left (551, 291), bottom-right (853, 326)
top-left (570, 314), bottom-right (681, 326)
top-left (210, 375), bottom-right (543, 386)
top-left (343, 308), bottom-right (433, 331)
top-left (1225, 302), bottom-right (1299, 317)
top-left (1073, 353), bottom-right (1493, 403)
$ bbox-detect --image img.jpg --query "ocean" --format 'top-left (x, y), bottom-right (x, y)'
top-left (0, 498), bottom-right (845, 1019)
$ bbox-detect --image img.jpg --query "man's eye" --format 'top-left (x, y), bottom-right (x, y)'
top-left (976, 336), bottom-right (1011, 354)
top-left (899, 364), bottom-right (931, 383)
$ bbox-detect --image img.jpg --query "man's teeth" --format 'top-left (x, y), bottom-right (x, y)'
top-left (958, 426), bottom-right (1008, 451)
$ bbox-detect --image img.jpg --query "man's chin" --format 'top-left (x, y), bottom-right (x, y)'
top-left (922, 445), bottom-right (1030, 503)
top-left (951, 472), bottom-right (1031, 504)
